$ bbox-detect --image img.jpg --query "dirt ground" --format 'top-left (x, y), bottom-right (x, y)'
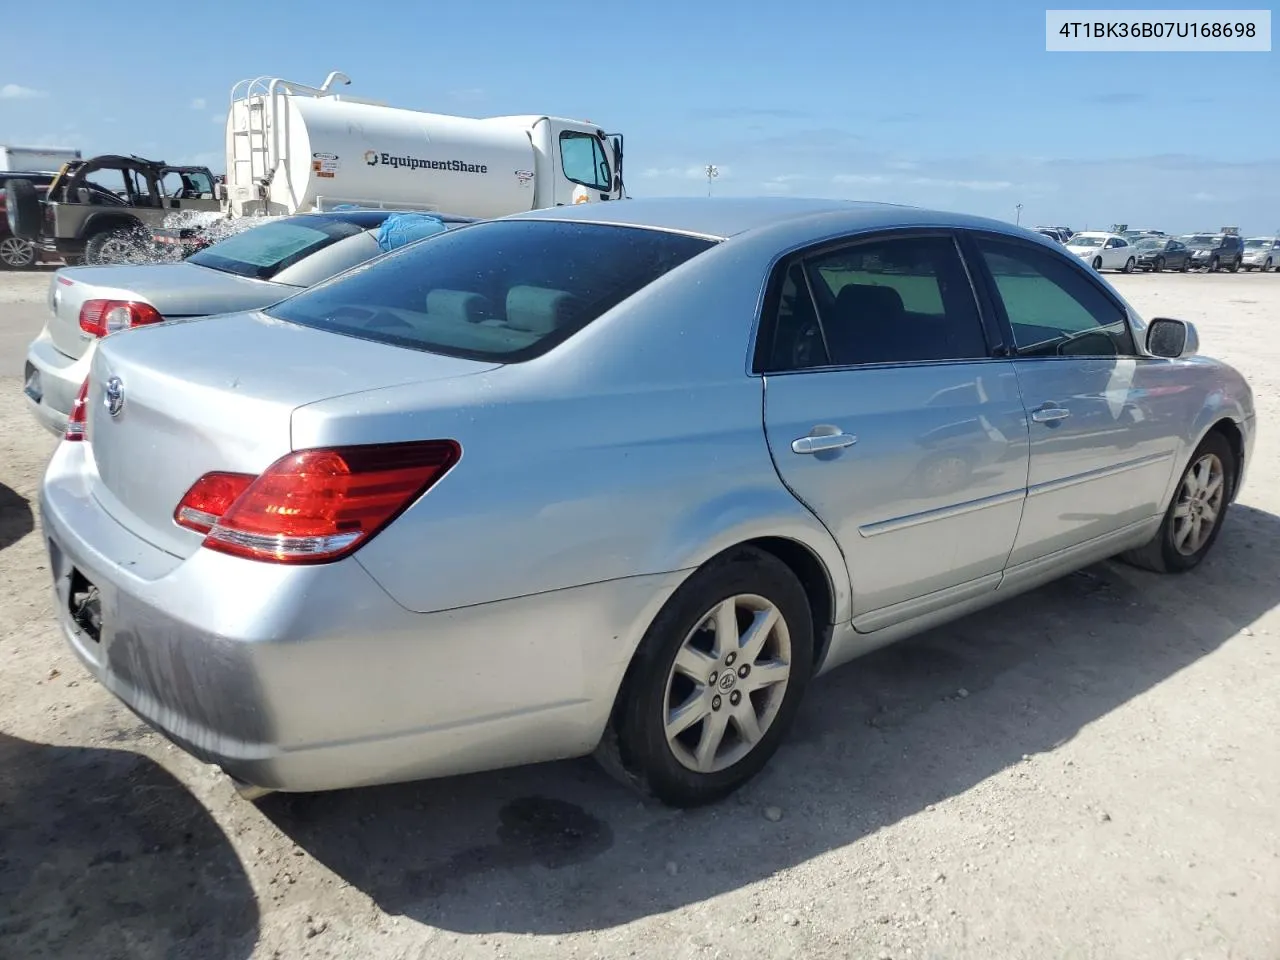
top-left (1, 267), bottom-right (1278, 960)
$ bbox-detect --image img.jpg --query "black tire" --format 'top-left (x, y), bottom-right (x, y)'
top-left (1092, 256), bottom-right (1103, 270)
top-left (1180, 259), bottom-right (1190, 272)
top-left (595, 545), bottom-right (814, 808)
top-left (1123, 257), bottom-right (1135, 274)
top-left (1119, 430), bottom-right (1235, 574)
top-left (1209, 256), bottom-right (1220, 272)
top-left (3, 178), bottom-right (43, 240)
top-left (1153, 256), bottom-right (1164, 273)
top-left (1229, 257), bottom-right (1240, 273)
top-left (84, 223), bottom-right (152, 265)
top-left (0, 235), bottom-right (36, 269)
top-left (1266, 258), bottom-right (1274, 273)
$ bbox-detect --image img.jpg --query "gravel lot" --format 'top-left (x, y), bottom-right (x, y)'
top-left (1, 267), bottom-right (1278, 960)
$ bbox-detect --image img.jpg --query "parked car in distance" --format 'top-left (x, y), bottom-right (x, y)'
top-left (1065, 231), bottom-right (1136, 272)
top-left (40, 197), bottom-right (1255, 808)
top-left (1242, 236), bottom-right (1279, 272)
top-left (1, 171), bottom-right (57, 269)
top-left (1182, 232), bottom-right (1244, 272)
top-left (22, 208), bottom-right (476, 435)
top-left (1034, 228), bottom-right (1064, 243)
top-left (1133, 236), bottom-right (1192, 273)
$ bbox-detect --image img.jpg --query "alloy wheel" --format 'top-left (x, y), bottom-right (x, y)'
top-left (663, 594), bottom-right (792, 774)
top-left (0, 236), bottom-right (35, 268)
top-left (1172, 453), bottom-right (1225, 556)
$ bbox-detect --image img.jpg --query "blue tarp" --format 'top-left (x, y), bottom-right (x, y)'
top-left (376, 213), bottom-right (449, 252)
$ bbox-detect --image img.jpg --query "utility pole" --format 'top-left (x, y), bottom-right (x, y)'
top-left (705, 164), bottom-right (719, 197)
top-left (1016, 203), bottom-right (1023, 226)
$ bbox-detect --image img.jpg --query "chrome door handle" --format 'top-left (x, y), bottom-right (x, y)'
top-left (1031, 405), bottom-right (1071, 423)
top-left (792, 432), bottom-right (857, 454)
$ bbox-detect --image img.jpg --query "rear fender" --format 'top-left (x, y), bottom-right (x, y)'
top-left (648, 485), bottom-right (851, 625)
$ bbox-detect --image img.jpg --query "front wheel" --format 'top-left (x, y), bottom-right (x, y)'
top-left (1123, 257), bottom-right (1135, 274)
top-left (1229, 257), bottom-right (1241, 273)
top-left (1092, 256), bottom-right (1103, 270)
top-left (1264, 258), bottom-right (1274, 273)
top-left (1119, 431), bottom-right (1235, 574)
top-left (596, 546), bottom-right (814, 808)
top-left (1152, 256), bottom-right (1164, 273)
top-left (1180, 259), bottom-right (1190, 272)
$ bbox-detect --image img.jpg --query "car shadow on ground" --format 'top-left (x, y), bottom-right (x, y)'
top-left (0, 732), bottom-right (259, 959)
top-left (0, 483), bottom-right (34, 553)
top-left (260, 504), bottom-right (1280, 936)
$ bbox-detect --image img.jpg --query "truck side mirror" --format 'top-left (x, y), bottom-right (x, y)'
top-left (1147, 317), bottom-right (1199, 358)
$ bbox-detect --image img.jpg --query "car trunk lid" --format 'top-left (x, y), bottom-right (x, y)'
top-left (84, 310), bottom-right (500, 558)
top-left (46, 262), bottom-right (293, 360)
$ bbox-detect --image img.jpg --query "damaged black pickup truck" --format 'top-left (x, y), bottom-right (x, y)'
top-left (4, 154), bottom-right (220, 265)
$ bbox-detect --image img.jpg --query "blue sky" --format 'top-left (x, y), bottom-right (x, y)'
top-left (2, 0), bottom-right (1276, 234)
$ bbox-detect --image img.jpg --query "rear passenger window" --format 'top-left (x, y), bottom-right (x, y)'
top-left (761, 235), bottom-right (990, 370)
top-left (265, 219), bottom-right (715, 362)
top-left (974, 236), bottom-right (1137, 358)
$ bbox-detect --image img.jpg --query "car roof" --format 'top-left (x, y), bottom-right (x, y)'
top-left (502, 195), bottom-right (1047, 243)
top-left (285, 209), bottom-right (479, 230)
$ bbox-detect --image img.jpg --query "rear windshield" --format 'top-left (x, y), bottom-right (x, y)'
top-left (264, 219), bottom-right (718, 362)
top-left (188, 217), bottom-right (367, 281)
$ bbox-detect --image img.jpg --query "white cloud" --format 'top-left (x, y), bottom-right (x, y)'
top-left (0, 83), bottom-right (47, 100)
top-left (190, 97), bottom-right (207, 110)
top-left (833, 172), bottom-right (1011, 192)
top-left (833, 173), bottom-right (892, 185)
top-left (642, 165), bottom-right (731, 181)
top-left (909, 176), bottom-right (1013, 192)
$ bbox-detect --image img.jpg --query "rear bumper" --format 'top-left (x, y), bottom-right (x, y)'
top-left (39, 440), bottom-right (677, 793)
top-left (23, 329), bottom-right (91, 436)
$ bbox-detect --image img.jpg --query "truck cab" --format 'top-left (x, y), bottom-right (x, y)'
top-left (523, 118), bottom-right (623, 206)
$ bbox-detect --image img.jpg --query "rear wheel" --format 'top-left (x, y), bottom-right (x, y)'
top-left (1209, 256), bottom-right (1220, 272)
top-left (0, 235), bottom-right (36, 269)
top-left (1229, 257), bottom-right (1241, 273)
top-left (3, 178), bottom-right (42, 240)
top-left (596, 546), bottom-right (814, 808)
top-left (1264, 258), bottom-right (1274, 273)
top-left (1119, 431), bottom-right (1235, 574)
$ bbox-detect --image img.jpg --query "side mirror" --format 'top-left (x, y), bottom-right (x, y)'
top-left (1147, 317), bottom-right (1199, 358)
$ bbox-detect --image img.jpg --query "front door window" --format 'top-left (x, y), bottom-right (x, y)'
top-left (560, 132), bottom-right (611, 194)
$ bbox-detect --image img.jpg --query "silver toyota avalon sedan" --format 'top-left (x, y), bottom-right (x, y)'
top-left (39, 196), bottom-right (1255, 808)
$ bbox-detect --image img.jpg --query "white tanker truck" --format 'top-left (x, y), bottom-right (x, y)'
top-left (226, 70), bottom-right (624, 218)
top-left (150, 70), bottom-right (627, 256)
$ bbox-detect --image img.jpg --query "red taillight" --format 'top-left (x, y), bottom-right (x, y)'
top-left (65, 378), bottom-right (90, 441)
top-left (79, 299), bottom-right (164, 338)
top-left (173, 472), bottom-right (255, 534)
top-left (173, 440), bottom-right (462, 564)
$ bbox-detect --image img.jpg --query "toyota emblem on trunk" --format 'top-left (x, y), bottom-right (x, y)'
top-left (104, 376), bottom-right (124, 417)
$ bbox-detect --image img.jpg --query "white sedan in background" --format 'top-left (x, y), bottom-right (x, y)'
top-left (1065, 232), bottom-right (1136, 273)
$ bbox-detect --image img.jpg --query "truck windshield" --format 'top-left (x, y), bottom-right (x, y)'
top-left (188, 216), bottom-right (367, 281)
top-left (264, 219), bottom-right (718, 363)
